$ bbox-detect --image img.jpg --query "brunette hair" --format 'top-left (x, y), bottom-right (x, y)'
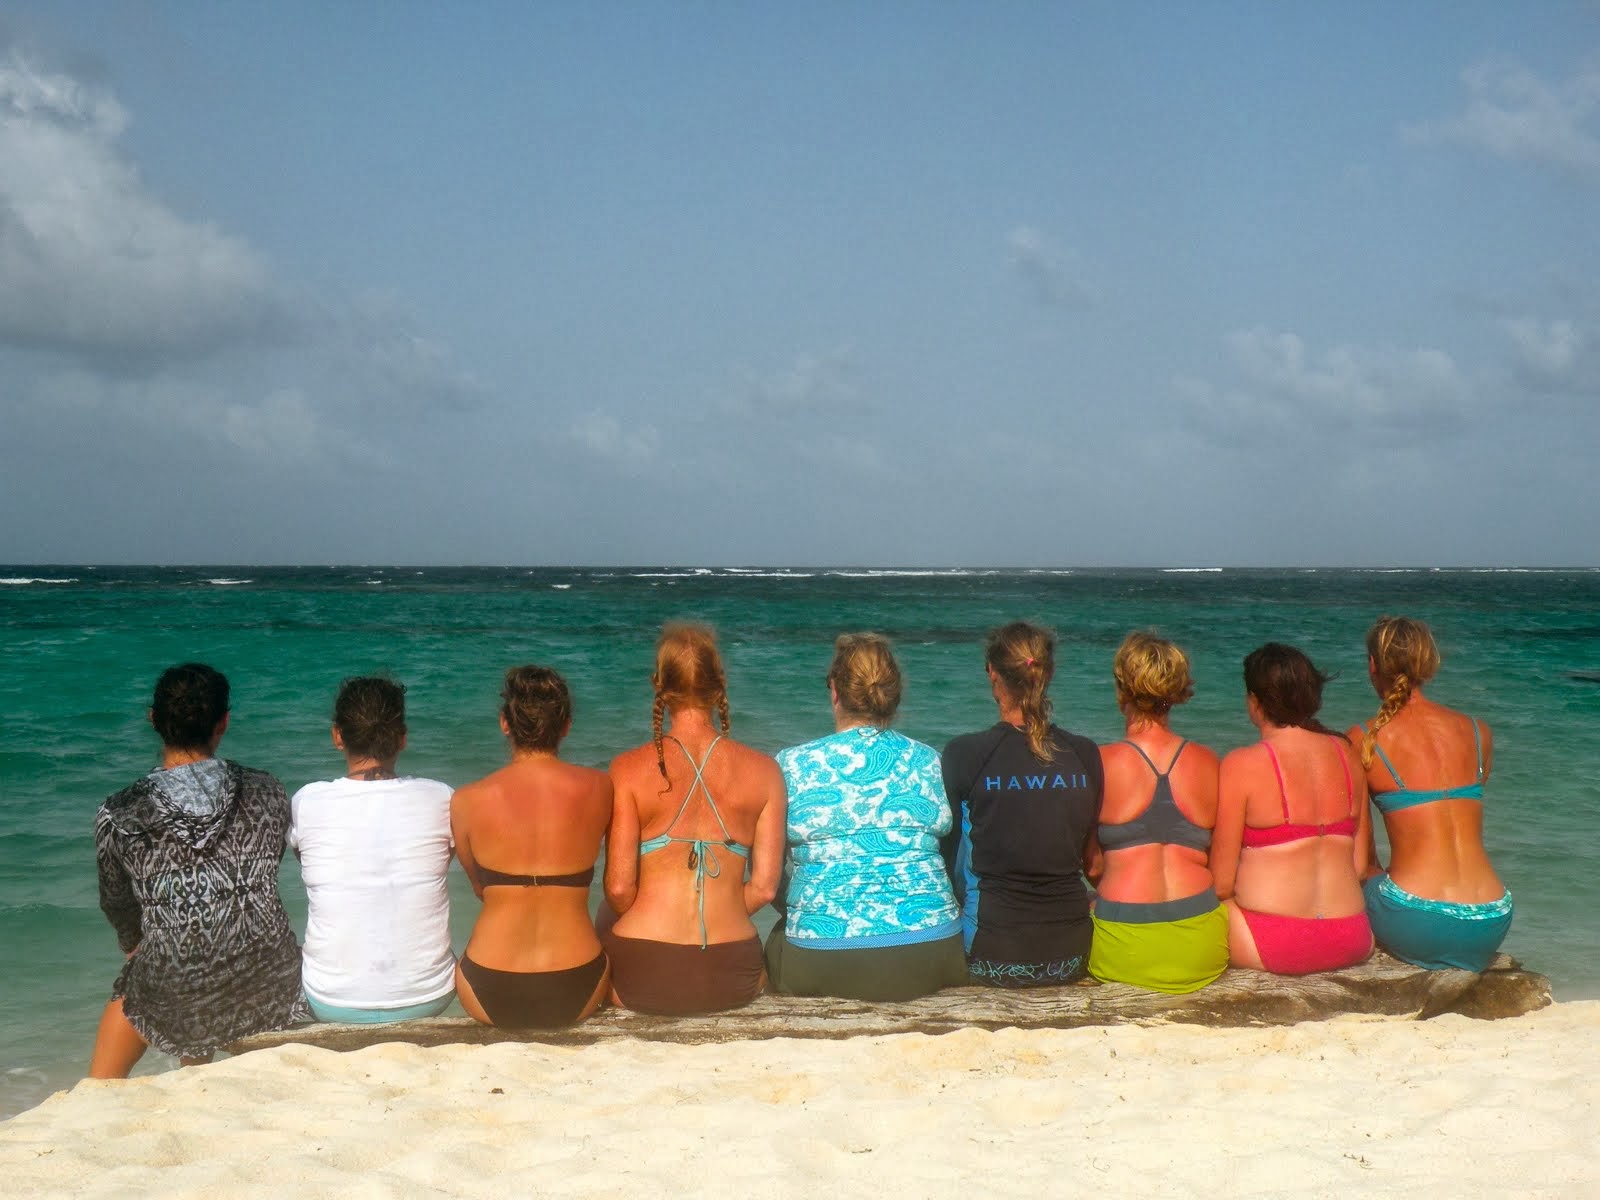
top-left (1242, 643), bottom-right (1342, 737)
top-left (500, 665), bottom-right (571, 753)
top-left (150, 663), bottom-right (230, 751)
top-left (1114, 631), bottom-right (1195, 721)
top-left (986, 621), bottom-right (1058, 762)
top-left (651, 622), bottom-right (731, 783)
top-left (828, 632), bottom-right (902, 728)
top-left (333, 676), bottom-right (407, 762)
top-left (1360, 616), bottom-right (1442, 767)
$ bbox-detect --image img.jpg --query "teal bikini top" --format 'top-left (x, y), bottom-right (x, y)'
top-left (1370, 720), bottom-right (1485, 814)
top-left (639, 735), bottom-right (749, 948)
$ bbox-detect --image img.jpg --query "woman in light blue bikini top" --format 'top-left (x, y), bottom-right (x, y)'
top-left (1351, 616), bottom-right (1508, 906)
top-left (603, 623), bottom-right (787, 949)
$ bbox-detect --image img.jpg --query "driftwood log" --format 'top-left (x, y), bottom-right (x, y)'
top-left (229, 951), bottom-right (1550, 1056)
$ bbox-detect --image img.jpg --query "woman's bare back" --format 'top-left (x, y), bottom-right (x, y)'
top-left (606, 716), bottom-right (785, 946)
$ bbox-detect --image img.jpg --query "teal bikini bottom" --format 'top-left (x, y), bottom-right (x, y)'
top-left (1363, 873), bottom-right (1512, 972)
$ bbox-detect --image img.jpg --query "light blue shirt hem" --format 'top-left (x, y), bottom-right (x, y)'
top-left (785, 917), bottom-right (963, 951)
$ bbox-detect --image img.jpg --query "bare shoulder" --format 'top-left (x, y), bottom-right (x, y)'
top-left (1219, 742), bottom-right (1263, 775)
top-left (565, 759), bottom-right (612, 790)
top-left (610, 741), bottom-right (657, 773)
top-left (1099, 741), bottom-right (1136, 767)
top-left (1178, 740), bottom-right (1220, 771)
top-left (450, 774), bottom-right (491, 809)
top-left (722, 738), bottom-right (783, 777)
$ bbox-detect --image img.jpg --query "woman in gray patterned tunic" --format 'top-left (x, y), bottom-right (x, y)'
top-left (88, 664), bottom-right (309, 1078)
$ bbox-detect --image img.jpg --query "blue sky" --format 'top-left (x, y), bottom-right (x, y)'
top-left (1, 3), bottom-right (1596, 566)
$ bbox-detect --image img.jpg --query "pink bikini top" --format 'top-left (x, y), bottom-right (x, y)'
top-left (1240, 738), bottom-right (1357, 848)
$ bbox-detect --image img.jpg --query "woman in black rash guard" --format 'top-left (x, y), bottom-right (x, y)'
top-left (941, 622), bottom-right (1102, 986)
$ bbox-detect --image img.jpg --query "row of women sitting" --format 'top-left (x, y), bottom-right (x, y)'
top-left (464, 617), bottom-right (1508, 1027)
top-left (90, 615), bottom-right (1511, 1074)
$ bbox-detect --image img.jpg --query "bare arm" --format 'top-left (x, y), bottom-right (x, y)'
top-left (1083, 826), bottom-right (1105, 886)
top-left (743, 760), bottom-right (788, 914)
top-left (1211, 749), bottom-right (1249, 901)
top-left (450, 786), bottom-right (484, 899)
top-left (1351, 760), bottom-right (1373, 880)
top-left (603, 762), bottom-right (641, 915)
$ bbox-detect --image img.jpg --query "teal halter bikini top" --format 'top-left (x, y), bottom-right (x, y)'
top-left (639, 735), bottom-right (750, 947)
top-left (1370, 720), bottom-right (1485, 814)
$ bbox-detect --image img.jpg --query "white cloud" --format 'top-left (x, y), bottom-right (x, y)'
top-left (1406, 58), bottom-right (1600, 177)
top-left (218, 388), bottom-right (323, 459)
top-left (1006, 226), bottom-right (1094, 310)
top-left (1502, 315), bottom-right (1599, 395)
top-left (323, 293), bottom-right (487, 413)
top-left (0, 49), bottom-right (483, 475)
top-left (725, 348), bottom-right (859, 419)
top-left (26, 368), bottom-right (333, 462)
top-left (1504, 316), bottom-right (1580, 374)
top-left (0, 50), bottom-right (289, 364)
top-left (569, 411), bottom-right (660, 469)
top-left (1180, 328), bottom-right (1473, 438)
top-left (794, 431), bottom-right (891, 479)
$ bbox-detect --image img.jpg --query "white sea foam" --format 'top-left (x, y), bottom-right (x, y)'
top-left (551, 583), bottom-right (572, 590)
top-left (206, 578), bottom-right (252, 586)
top-left (1162, 567), bottom-right (1224, 573)
top-left (827, 568), bottom-right (994, 578)
top-left (0, 577), bottom-right (77, 585)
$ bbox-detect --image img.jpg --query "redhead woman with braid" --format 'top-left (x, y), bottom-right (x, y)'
top-left (1088, 633), bottom-right (1228, 994)
top-left (941, 622), bottom-right (1102, 987)
top-left (604, 624), bottom-right (786, 1013)
top-left (1349, 617), bottom-right (1512, 971)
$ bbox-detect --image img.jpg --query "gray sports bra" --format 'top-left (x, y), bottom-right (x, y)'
top-left (1096, 740), bottom-right (1212, 854)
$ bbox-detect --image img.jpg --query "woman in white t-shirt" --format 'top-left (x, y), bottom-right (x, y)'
top-left (289, 677), bottom-right (456, 1023)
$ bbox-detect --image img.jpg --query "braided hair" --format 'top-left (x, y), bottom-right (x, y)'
top-left (651, 622), bottom-right (731, 784)
top-left (1359, 616), bottom-right (1441, 767)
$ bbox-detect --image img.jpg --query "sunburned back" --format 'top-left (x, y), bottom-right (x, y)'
top-left (453, 757), bottom-right (611, 972)
top-left (1355, 698), bottom-right (1502, 903)
top-left (1096, 737), bottom-right (1218, 905)
top-left (1231, 733), bottom-right (1366, 919)
top-left (608, 729), bottom-right (785, 946)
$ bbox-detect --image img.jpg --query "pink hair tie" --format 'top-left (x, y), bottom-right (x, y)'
top-left (1025, 657), bottom-right (1035, 667)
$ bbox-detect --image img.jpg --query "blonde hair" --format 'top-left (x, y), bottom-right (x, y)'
top-left (651, 622), bottom-right (731, 784)
top-left (986, 621), bottom-right (1057, 763)
top-left (1360, 615), bottom-right (1441, 768)
top-left (1113, 631), bottom-right (1194, 721)
top-left (828, 632), bottom-right (901, 728)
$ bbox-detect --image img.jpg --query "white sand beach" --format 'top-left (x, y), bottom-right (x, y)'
top-left (3, 1003), bottom-right (1597, 1198)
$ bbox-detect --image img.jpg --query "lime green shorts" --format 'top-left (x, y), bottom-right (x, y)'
top-left (1089, 890), bottom-right (1229, 995)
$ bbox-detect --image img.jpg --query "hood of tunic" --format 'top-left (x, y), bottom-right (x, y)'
top-left (118, 758), bottom-right (239, 849)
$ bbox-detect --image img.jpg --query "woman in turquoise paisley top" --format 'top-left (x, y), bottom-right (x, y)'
top-left (765, 632), bottom-right (967, 1001)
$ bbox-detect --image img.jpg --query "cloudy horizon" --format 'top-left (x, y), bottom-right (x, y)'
top-left (2, 6), bottom-right (1596, 568)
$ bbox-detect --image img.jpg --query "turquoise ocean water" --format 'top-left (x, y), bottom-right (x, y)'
top-left (2, 565), bottom-right (1597, 1117)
